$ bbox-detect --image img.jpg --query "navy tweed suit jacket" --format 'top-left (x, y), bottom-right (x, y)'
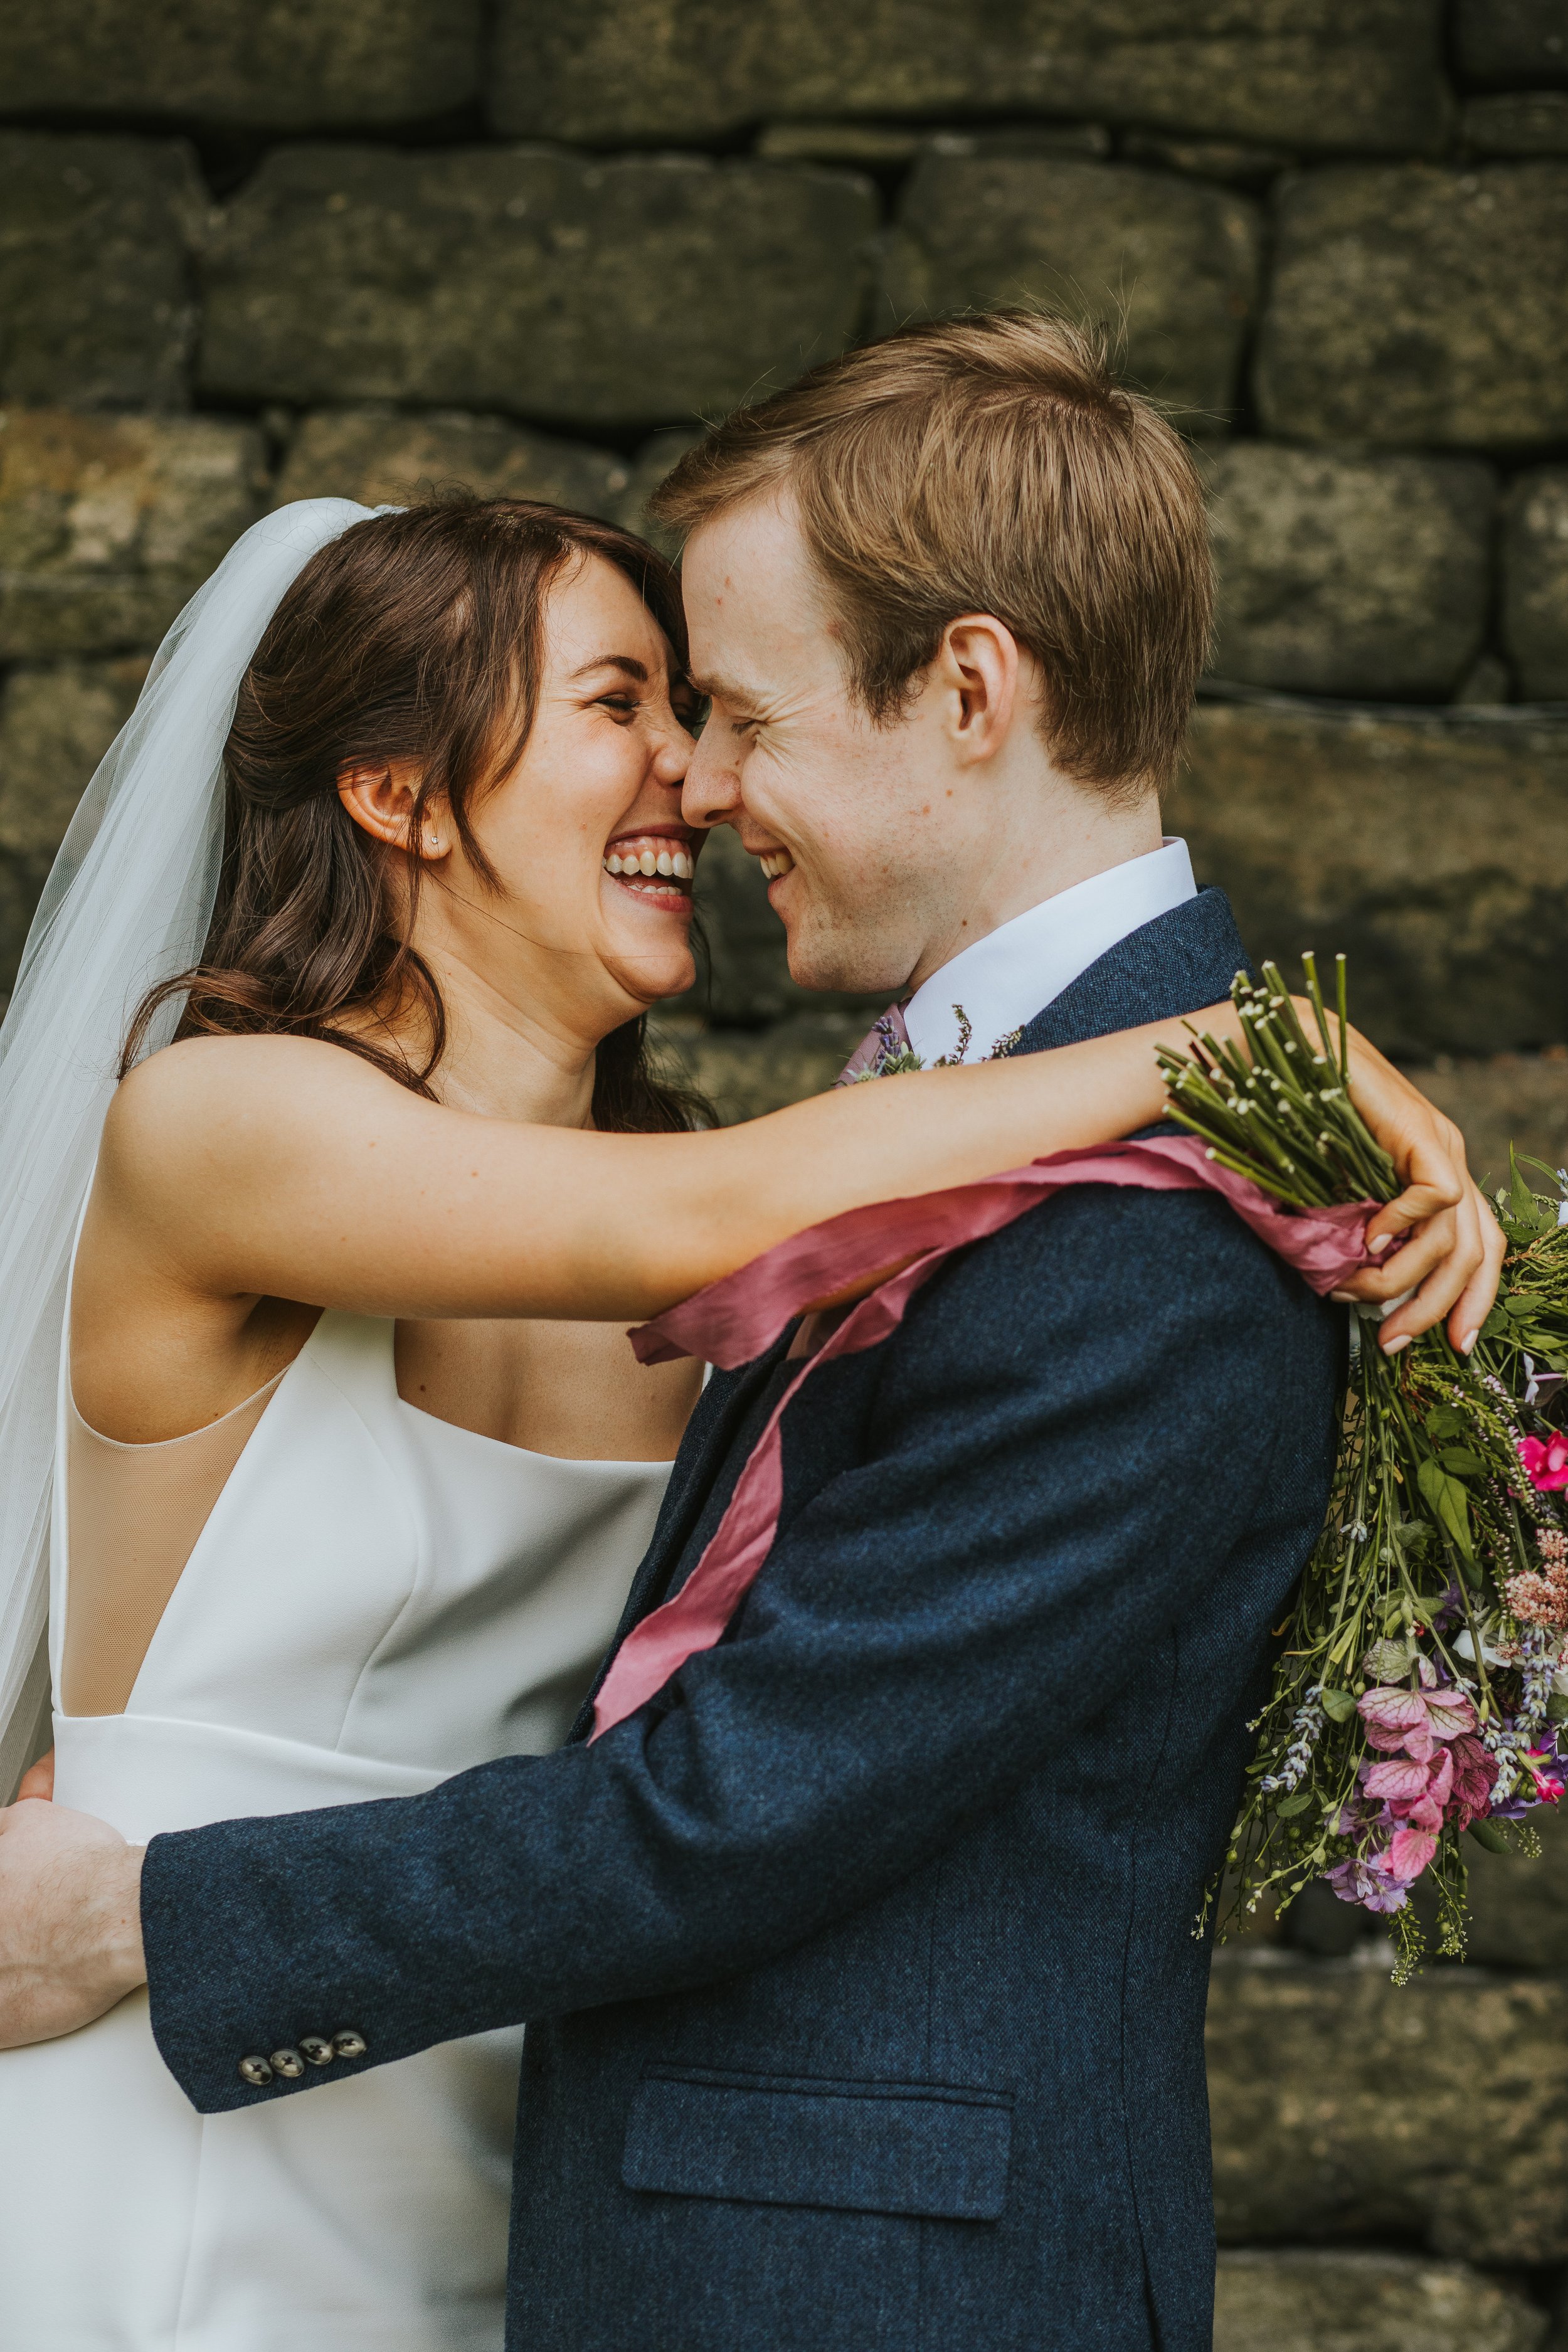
top-left (140, 887), bottom-right (1342, 2352)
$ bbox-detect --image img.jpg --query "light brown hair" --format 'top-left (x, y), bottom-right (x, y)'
top-left (650, 309), bottom-right (1212, 799)
top-left (124, 497), bottom-right (706, 1133)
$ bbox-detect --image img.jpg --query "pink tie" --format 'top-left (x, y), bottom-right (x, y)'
top-left (834, 1003), bottom-right (912, 1086)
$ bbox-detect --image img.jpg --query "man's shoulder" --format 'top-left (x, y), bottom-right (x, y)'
top-left (887, 1176), bottom-right (1338, 1395)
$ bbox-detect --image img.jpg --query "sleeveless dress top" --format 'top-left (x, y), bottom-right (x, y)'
top-left (0, 1305), bottom-right (673, 2351)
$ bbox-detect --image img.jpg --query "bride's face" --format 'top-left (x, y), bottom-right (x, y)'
top-left (444, 552), bottom-right (702, 1034)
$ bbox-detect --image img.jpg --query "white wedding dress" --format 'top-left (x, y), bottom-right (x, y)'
top-left (0, 1298), bottom-right (672, 2351)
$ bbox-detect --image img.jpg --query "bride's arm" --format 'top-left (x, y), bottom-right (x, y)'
top-left (92, 1004), bottom-right (1495, 1342)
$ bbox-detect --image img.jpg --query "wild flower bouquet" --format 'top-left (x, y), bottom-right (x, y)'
top-left (1162, 958), bottom-right (1568, 1979)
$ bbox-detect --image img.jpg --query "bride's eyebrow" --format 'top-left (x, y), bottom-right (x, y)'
top-left (569, 655), bottom-right (650, 683)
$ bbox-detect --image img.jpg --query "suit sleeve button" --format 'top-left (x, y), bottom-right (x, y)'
top-left (331, 2028), bottom-right (367, 2060)
top-left (238, 2055), bottom-right (273, 2087)
top-left (299, 2035), bottom-right (336, 2067)
top-left (270, 2048), bottom-right (306, 2079)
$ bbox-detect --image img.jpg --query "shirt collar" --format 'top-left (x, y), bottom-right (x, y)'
top-left (901, 838), bottom-right (1198, 1067)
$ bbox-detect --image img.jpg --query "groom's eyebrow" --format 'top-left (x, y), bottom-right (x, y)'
top-left (686, 668), bottom-right (747, 702)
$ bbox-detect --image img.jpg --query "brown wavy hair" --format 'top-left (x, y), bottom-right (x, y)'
top-left (123, 497), bottom-right (706, 1133)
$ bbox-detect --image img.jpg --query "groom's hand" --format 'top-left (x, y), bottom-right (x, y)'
top-left (0, 1799), bottom-right (146, 2048)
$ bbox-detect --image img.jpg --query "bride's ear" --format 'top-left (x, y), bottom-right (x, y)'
top-left (337, 761), bottom-right (452, 862)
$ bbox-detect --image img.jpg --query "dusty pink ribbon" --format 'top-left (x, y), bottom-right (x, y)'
top-left (590, 1135), bottom-right (1376, 1739)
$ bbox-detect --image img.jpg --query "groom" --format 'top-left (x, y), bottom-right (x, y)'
top-left (0, 314), bottom-right (1342, 2349)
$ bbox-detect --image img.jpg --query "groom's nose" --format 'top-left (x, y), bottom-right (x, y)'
top-left (681, 729), bottom-right (742, 831)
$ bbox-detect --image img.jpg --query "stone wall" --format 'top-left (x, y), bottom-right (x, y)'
top-left (4, 4), bottom-right (1568, 2340)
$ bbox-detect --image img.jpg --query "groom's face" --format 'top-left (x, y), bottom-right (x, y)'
top-left (681, 492), bottom-right (967, 995)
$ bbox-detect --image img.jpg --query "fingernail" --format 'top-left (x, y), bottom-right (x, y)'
top-left (1460, 1330), bottom-right (1477, 1355)
top-left (1382, 1333), bottom-right (1411, 1355)
top-left (1369, 1233), bottom-right (1394, 1255)
top-left (1329, 1290), bottom-right (1355, 1303)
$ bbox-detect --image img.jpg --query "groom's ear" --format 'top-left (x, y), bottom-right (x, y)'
top-left (337, 760), bottom-right (449, 861)
top-left (933, 615), bottom-right (1020, 765)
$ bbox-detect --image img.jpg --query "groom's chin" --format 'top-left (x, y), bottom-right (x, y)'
top-left (782, 919), bottom-right (907, 1000)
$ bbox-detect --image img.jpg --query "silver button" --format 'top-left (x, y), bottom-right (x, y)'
top-left (300, 2035), bottom-right (335, 2067)
top-left (238, 2055), bottom-right (273, 2087)
top-left (270, 2047), bottom-right (305, 2080)
top-left (331, 2028), bottom-right (367, 2060)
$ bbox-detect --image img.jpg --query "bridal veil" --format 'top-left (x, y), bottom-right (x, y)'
top-left (0, 499), bottom-right (382, 1796)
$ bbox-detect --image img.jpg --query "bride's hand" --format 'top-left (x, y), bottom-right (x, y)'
top-left (15, 1749), bottom-right (53, 1803)
top-left (1326, 1020), bottom-right (1504, 1357)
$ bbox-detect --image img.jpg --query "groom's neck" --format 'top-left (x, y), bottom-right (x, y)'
top-left (901, 787), bottom-right (1165, 996)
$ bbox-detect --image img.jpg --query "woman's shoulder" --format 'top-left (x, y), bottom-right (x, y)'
top-left (104, 1034), bottom-right (406, 1180)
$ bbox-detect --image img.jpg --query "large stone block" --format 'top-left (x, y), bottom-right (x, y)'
top-left (1205, 445), bottom-right (1494, 701)
top-left (1454, 0), bottom-right (1568, 91)
top-left (1206, 1953), bottom-right (1568, 2262)
top-left (272, 410), bottom-right (635, 524)
top-left (199, 146), bottom-right (877, 432)
top-left (1167, 697), bottom-right (1568, 1059)
top-left (1214, 2249), bottom-right (1547, 2352)
top-left (0, 659), bottom-right (145, 992)
top-left (1502, 467), bottom-right (1568, 702)
top-left (493, 2), bottom-right (1451, 159)
top-left (0, 0), bottom-right (479, 129)
top-left (0, 134), bottom-right (202, 411)
top-left (1416, 1053), bottom-right (1568, 1190)
top-left (1255, 164), bottom-right (1568, 450)
top-left (0, 410), bottom-right (266, 660)
top-left (1412, 1794), bottom-right (1568, 1970)
top-left (272, 411), bottom-right (701, 558)
top-left (884, 156), bottom-right (1260, 423)
top-left (1463, 93), bottom-right (1568, 157)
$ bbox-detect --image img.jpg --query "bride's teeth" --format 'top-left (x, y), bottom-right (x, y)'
top-left (603, 837), bottom-right (695, 886)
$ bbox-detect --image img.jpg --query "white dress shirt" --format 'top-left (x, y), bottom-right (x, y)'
top-left (901, 839), bottom-right (1197, 1067)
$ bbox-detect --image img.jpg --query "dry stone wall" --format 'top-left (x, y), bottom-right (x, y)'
top-left (3, 6), bottom-right (1568, 2338)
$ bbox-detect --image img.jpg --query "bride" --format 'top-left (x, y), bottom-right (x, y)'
top-left (0, 495), bottom-right (1492, 2349)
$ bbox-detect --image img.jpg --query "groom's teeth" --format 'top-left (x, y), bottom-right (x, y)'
top-left (759, 849), bottom-right (794, 881)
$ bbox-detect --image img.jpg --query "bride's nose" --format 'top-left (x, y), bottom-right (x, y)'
top-left (650, 718), bottom-right (692, 787)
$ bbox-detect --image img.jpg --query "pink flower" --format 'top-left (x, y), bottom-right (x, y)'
top-left (1526, 1749), bottom-right (1566, 1804)
top-left (1358, 1688), bottom-right (1431, 1752)
top-left (1387, 1824), bottom-right (1439, 1881)
top-left (1357, 1683), bottom-right (1475, 1762)
top-left (1521, 1433), bottom-right (1568, 1491)
top-left (1424, 1688), bottom-right (1476, 1740)
top-left (1362, 1755), bottom-right (1435, 1803)
top-left (1364, 1746), bottom-right (1456, 1819)
top-left (1448, 1734), bottom-right (1499, 1829)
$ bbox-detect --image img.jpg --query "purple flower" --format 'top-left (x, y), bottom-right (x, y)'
top-left (1323, 1853), bottom-right (1408, 1914)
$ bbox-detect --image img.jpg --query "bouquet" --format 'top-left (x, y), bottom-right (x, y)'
top-left (1161, 957), bottom-right (1568, 1980)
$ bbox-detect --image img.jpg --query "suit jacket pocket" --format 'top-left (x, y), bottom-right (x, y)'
top-left (621, 2066), bottom-right (1012, 2222)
